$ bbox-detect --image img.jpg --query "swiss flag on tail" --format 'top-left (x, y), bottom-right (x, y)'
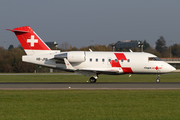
top-left (7, 26), bottom-right (51, 53)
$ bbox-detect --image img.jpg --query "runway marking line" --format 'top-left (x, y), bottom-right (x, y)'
top-left (1, 88), bottom-right (180, 90)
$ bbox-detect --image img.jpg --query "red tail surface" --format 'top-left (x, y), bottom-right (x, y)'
top-left (7, 26), bottom-right (51, 55)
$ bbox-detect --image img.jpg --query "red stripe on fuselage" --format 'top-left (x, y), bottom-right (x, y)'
top-left (114, 53), bottom-right (127, 60)
top-left (122, 67), bottom-right (133, 73)
top-left (110, 60), bottom-right (121, 67)
top-left (110, 53), bottom-right (133, 74)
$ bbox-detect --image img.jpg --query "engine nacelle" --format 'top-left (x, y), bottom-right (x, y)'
top-left (67, 51), bottom-right (85, 62)
top-left (54, 52), bottom-right (86, 62)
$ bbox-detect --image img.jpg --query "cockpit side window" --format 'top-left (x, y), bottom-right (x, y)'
top-left (155, 57), bottom-right (162, 61)
top-left (148, 57), bottom-right (155, 61)
top-left (148, 57), bottom-right (162, 61)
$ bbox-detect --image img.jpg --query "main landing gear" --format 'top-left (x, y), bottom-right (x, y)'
top-left (89, 77), bottom-right (97, 83)
top-left (89, 74), bottom-right (98, 83)
top-left (156, 74), bottom-right (160, 83)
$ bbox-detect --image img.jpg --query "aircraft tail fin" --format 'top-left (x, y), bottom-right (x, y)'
top-left (7, 26), bottom-right (51, 55)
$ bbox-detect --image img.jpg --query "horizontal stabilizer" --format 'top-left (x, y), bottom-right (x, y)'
top-left (6, 29), bottom-right (29, 33)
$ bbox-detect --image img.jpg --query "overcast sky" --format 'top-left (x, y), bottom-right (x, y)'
top-left (1, 0), bottom-right (180, 49)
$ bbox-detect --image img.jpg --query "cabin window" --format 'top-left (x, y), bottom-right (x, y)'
top-left (109, 59), bottom-right (111, 62)
top-left (102, 59), bottom-right (105, 62)
top-left (115, 59), bottom-right (117, 62)
top-left (90, 58), bottom-right (92, 62)
top-left (127, 59), bottom-right (130, 62)
top-left (96, 58), bottom-right (98, 62)
top-left (148, 57), bottom-right (162, 61)
top-left (121, 59), bottom-right (124, 62)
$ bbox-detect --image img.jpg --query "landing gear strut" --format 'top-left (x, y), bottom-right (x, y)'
top-left (156, 74), bottom-right (160, 83)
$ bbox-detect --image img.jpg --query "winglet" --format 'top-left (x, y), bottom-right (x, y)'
top-left (64, 58), bottom-right (75, 70)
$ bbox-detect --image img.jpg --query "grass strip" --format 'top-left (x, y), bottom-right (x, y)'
top-left (0, 90), bottom-right (180, 120)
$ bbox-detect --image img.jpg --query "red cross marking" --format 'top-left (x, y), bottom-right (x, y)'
top-left (155, 66), bottom-right (159, 70)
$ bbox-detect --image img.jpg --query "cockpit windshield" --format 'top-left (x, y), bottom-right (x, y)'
top-left (148, 57), bottom-right (162, 61)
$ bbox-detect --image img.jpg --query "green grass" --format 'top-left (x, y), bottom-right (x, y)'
top-left (0, 74), bottom-right (179, 82)
top-left (0, 90), bottom-right (180, 120)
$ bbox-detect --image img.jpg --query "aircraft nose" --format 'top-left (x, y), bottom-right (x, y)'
top-left (168, 64), bottom-right (176, 72)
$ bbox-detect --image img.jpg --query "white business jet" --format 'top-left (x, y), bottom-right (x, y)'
top-left (7, 26), bottom-right (176, 83)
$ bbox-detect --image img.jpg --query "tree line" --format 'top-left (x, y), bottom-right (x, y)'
top-left (0, 36), bottom-right (180, 73)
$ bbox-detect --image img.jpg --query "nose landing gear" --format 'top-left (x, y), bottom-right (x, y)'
top-left (156, 74), bottom-right (160, 83)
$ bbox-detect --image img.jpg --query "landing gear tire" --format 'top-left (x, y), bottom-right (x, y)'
top-left (156, 79), bottom-right (160, 83)
top-left (89, 77), bottom-right (97, 83)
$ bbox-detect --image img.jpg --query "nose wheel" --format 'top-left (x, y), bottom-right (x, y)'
top-left (156, 74), bottom-right (160, 83)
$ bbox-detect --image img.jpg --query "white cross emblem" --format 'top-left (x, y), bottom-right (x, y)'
top-left (27, 35), bottom-right (38, 47)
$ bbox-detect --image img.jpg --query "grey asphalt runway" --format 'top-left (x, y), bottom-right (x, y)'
top-left (0, 82), bottom-right (180, 90)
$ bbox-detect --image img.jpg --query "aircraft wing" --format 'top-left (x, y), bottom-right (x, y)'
top-left (75, 68), bottom-right (123, 76)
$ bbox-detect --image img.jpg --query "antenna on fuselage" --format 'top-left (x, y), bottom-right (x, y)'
top-left (89, 49), bottom-right (93, 52)
top-left (129, 49), bottom-right (133, 52)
